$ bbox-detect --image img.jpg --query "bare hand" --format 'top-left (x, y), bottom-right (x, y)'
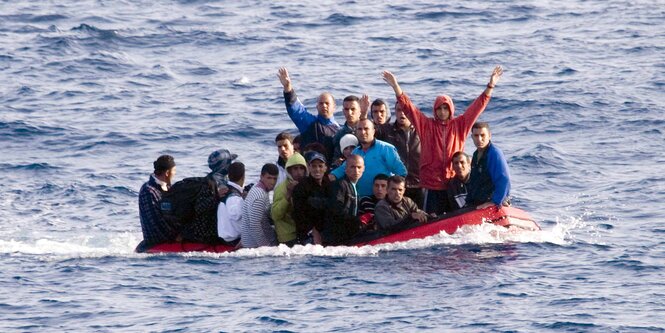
top-left (360, 94), bottom-right (370, 118)
top-left (277, 67), bottom-right (292, 92)
top-left (411, 211), bottom-right (428, 224)
top-left (382, 71), bottom-right (403, 96)
top-left (488, 65), bottom-right (503, 87)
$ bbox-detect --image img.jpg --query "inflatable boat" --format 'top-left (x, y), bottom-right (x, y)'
top-left (139, 206), bottom-right (540, 254)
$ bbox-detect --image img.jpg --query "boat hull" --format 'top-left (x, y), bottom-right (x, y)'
top-left (140, 206), bottom-right (539, 254)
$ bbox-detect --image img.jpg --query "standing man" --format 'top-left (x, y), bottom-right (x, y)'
top-left (292, 152), bottom-right (330, 244)
top-left (330, 119), bottom-right (407, 197)
top-left (278, 67), bottom-right (340, 162)
top-left (241, 163), bottom-right (279, 248)
top-left (275, 131), bottom-right (295, 185)
top-left (217, 162), bottom-right (246, 246)
top-left (374, 176), bottom-right (430, 230)
top-left (446, 151), bottom-right (472, 211)
top-left (384, 102), bottom-right (423, 208)
top-left (466, 122), bottom-right (511, 210)
top-left (382, 66), bottom-right (503, 215)
top-left (137, 155), bottom-right (178, 251)
top-left (368, 98), bottom-right (392, 141)
top-left (271, 152), bottom-right (308, 246)
top-left (331, 95), bottom-right (362, 165)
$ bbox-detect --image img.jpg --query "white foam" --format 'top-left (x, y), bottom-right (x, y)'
top-left (0, 217), bottom-right (596, 260)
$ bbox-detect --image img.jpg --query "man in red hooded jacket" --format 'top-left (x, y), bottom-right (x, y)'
top-left (382, 66), bottom-right (503, 215)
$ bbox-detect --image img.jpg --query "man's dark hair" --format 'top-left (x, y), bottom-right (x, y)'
top-left (452, 151), bottom-right (470, 162)
top-left (302, 142), bottom-right (328, 157)
top-left (261, 163), bottom-right (279, 176)
top-left (228, 162), bottom-right (245, 182)
top-left (371, 98), bottom-right (388, 109)
top-left (153, 155), bottom-right (175, 175)
top-left (275, 131), bottom-right (294, 143)
top-left (472, 122), bottom-right (491, 131)
top-left (373, 173), bottom-right (389, 183)
top-left (343, 95), bottom-right (360, 103)
top-left (388, 175), bottom-right (405, 186)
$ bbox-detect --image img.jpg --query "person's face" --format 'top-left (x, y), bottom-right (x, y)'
top-left (260, 173), bottom-right (278, 191)
top-left (345, 157), bottom-right (364, 183)
top-left (342, 100), bottom-right (360, 124)
top-left (373, 179), bottom-right (388, 199)
top-left (435, 103), bottom-right (451, 121)
top-left (371, 104), bottom-right (388, 125)
top-left (395, 104), bottom-right (411, 128)
top-left (342, 146), bottom-right (355, 159)
top-left (317, 93), bottom-right (335, 119)
top-left (288, 165), bottom-right (307, 182)
top-left (471, 127), bottom-right (491, 150)
top-left (276, 139), bottom-right (294, 160)
top-left (387, 181), bottom-right (405, 203)
top-left (355, 120), bottom-right (375, 145)
top-left (165, 166), bottom-right (176, 186)
top-left (308, 160), bottom-right (327, 181)
top-left (452, 155), bottom-right (470, 180)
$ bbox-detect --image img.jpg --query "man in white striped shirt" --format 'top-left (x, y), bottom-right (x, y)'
top-left (240, 163), bottom-right (279, 248)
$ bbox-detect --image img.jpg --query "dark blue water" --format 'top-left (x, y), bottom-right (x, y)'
top-left (1, 1), bottom-right (664, 331)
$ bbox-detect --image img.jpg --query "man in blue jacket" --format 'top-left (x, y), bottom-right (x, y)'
top-left (278, 67), bottom-right (340, 162)
top-left (330, 119), bottom-right (407, 197)
top-left (466, 122), bottom-right (511, 209)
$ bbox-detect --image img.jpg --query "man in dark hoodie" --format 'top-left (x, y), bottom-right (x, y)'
top-left (382, 66), bottom-right (503, 215)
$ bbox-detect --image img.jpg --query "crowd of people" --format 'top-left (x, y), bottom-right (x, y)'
top-left (136, 65), bottom-right (511, 251)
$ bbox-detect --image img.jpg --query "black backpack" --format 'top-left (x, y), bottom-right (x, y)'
top-left (159, 176), bottom-right (219, 227)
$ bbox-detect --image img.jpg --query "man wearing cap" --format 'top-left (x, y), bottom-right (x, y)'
top-left (382, 66), bottom-right (504, 215)
top-left (278, 67), bottom-right (340, 162)
top-left (180, 149), bottom-right (237, 244)
top-left (292, 151), bottom-right (330, 244)
top-left (332, 133), bottom-right (358, 169)
top-left (137, 155), bottom-right (178, 252)
top-left (330, 119), bottom-right (407, 198)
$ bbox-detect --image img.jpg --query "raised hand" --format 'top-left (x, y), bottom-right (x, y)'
top-left (488, 65), bottom-right (503, 87)
top-left (360, 94), bottom-right (371, 119)
top-left (277, 67), bottom-right (292, 92)
top-left (382, 70), bottom-right (403, 97)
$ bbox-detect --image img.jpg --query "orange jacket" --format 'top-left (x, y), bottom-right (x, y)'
top-left (397, 92), bottom-right (490, 190)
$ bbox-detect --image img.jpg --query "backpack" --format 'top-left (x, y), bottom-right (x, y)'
top-left (159, 176), bottom-right (219, 227)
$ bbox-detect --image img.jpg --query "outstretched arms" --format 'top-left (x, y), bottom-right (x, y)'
top-left (277, 67), bottom-right (293, 93)
top-left (483, 65), bottom-right (503, 96)
top-left (382, 71), bottom-right (403, 97)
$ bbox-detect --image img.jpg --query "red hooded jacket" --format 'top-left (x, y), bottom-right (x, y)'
top-left (397, 92), bottom-right (490, 190)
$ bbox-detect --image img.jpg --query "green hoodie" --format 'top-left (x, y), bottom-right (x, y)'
top-left (271, 152), bottom-right (307, 243)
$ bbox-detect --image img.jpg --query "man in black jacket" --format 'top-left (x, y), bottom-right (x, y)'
top-left (446, 151), bottom-right (471, 211)
top-left (322, 154), bottom-right (365, 245)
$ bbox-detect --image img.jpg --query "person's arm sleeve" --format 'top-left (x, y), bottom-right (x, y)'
top-left (330, 161), bottom-right (346, 179)
top-left (458, 92), bottom-right (491, 135)
top-left (386, 145), bottom-right (407, 176)
top-left (397, 93), bottom-right (427, 135)
top-left (374, 202), bottom-right (401, 229)
top-left (488, 147), bottom-right (511, 205)
top-left (284, 89), bottom-right (316, 134)
top-left (270, 183), bottom-right (288, 223)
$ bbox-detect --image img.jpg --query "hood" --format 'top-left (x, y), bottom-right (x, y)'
top-left (285, 152), bottom-right (307, 171)
top-left (433, 95), bottom-right (455, 121)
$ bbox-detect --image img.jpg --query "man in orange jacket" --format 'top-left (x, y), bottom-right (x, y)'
top-left (382, 66), bottom-right (503, 215)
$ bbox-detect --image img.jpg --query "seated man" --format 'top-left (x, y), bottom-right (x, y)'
top-left (271, 152), bottom-right (308, 246)
top-left (241, 163), bottom-right (279, 248)
top-left (358, 173), bottom-right (389, 228)
top-left (321, 154), bottom-right (365, 245)
top-left (446, 151), bottom-right (471, 211)
top-left (374, 175), bottom-right (430, 230)
top-left (466, 122), bottom-right (511, 209)
top-left (292, 152), bottom-right (330, 244)
top-left (137, 155), bottom-right (178, 251)
top-left (216, 162), bottom-right (246, 246)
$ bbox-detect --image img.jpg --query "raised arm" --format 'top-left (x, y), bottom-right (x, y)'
top-left (382, 71), bottom-right (403, 97)
top-left (359, 94), bottom-right (370, 120)
top-left (277, 67), bottom-right (293, 93)
top-left (483, 65), bottom-right (503, 97)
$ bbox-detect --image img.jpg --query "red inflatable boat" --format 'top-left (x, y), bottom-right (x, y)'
top-left (140, 206), bottom-right (540, 254)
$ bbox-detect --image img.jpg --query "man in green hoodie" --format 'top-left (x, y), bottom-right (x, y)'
top-left (271, 152), bottom-right (308, 246)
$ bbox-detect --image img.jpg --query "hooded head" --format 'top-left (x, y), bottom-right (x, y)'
top-left (285, 152), bottom-right (308, 182)
top-left (433, 95), bottom-right (455, 121)
top-left (208, 149), bottom-right (238, 175)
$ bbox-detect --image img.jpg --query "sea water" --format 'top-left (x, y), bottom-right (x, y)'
top-left (1, 1), bottom-right (663, 331)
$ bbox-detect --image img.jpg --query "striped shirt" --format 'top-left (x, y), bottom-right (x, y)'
top-left (241, 183), bottom-right (277, 248)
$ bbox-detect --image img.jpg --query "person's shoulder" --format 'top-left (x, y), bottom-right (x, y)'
top-left (375, 199), bottom-right (390, 209)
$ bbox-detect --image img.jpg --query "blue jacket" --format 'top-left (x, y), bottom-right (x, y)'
top-left (466, 142), bottom-right (511, 206)
top-left (284, 89), bottom-right (340, 162)
top-left (331, 139), bottom-right (407, 197)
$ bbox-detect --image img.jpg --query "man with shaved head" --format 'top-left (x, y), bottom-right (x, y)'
top-left (278, 67), bottom-right (340, 162)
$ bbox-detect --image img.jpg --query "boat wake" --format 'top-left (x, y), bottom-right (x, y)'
top-left (0, 216), bottom-right (598, 260)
